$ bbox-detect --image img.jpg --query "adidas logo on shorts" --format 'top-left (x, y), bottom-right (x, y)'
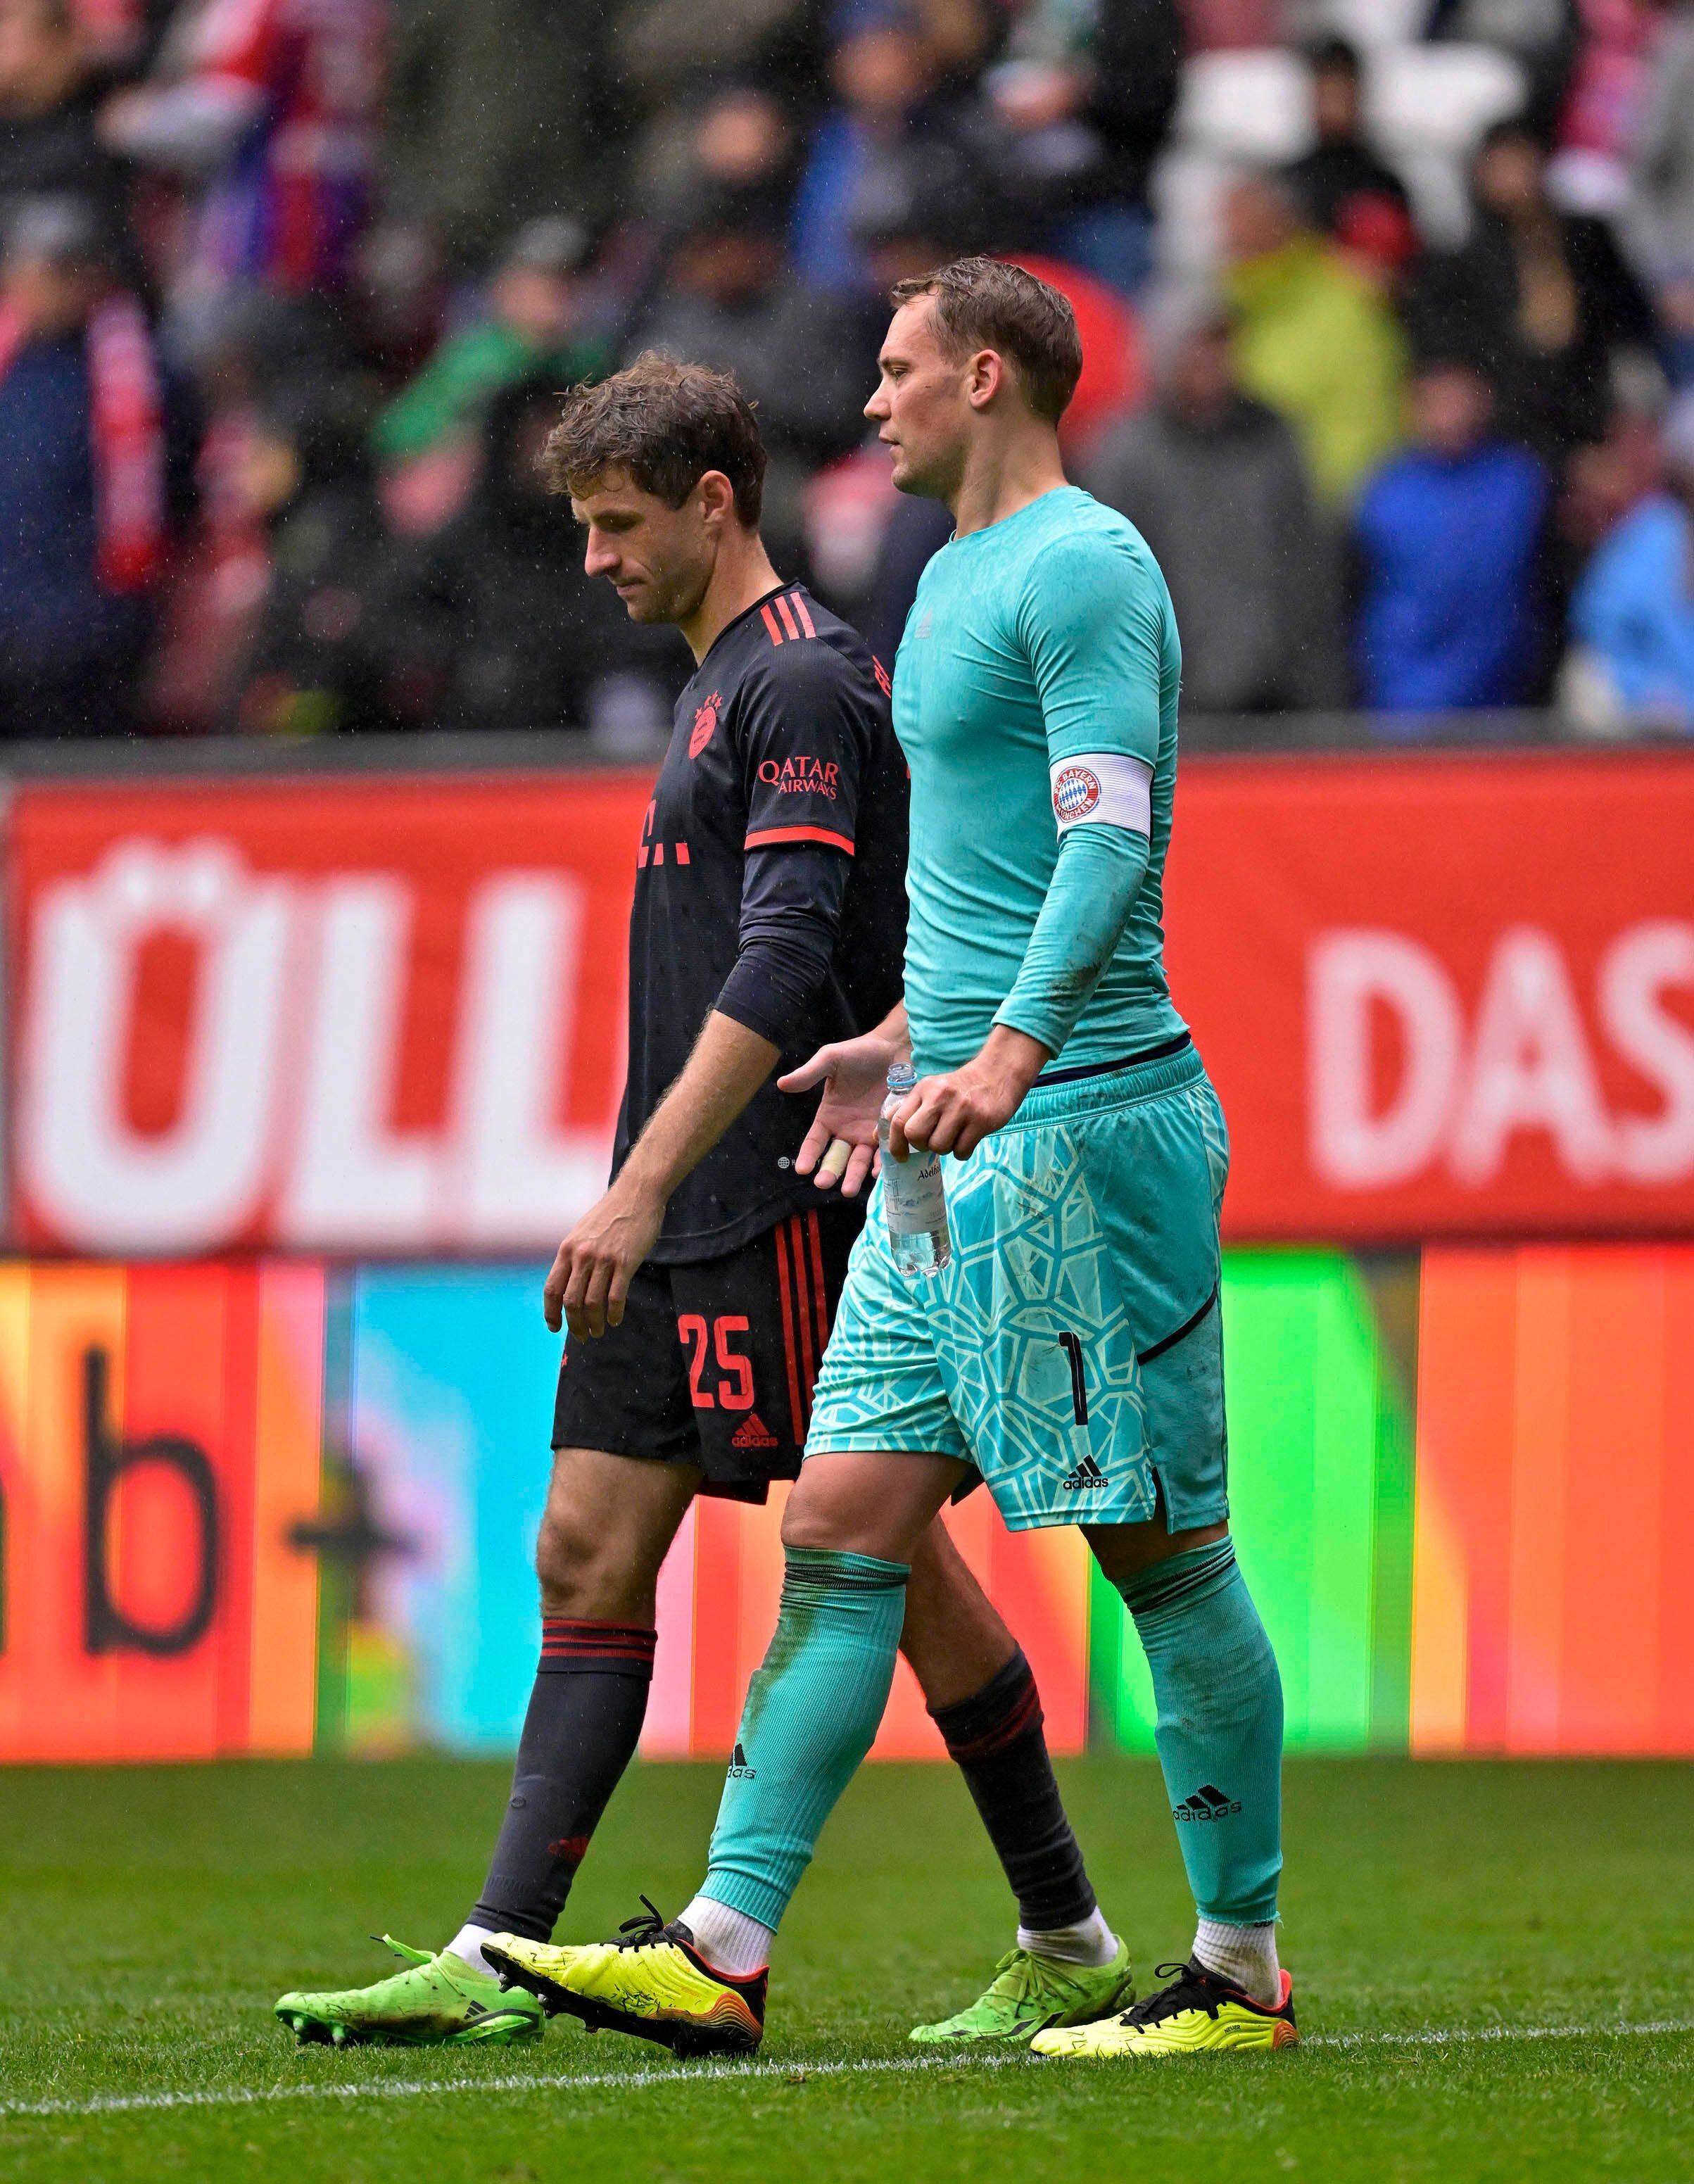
top-left (731, 1413), bottom-right (779, 1450)
top-left (1061, 1454), bottom-right (1108, 1491)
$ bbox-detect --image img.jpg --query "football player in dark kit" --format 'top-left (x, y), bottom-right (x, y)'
top-left (275, 355), bottom-right (1130, 2052)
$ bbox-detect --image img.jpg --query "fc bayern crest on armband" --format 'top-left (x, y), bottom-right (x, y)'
top-left (1052, 765), bottom-right (1103, 822)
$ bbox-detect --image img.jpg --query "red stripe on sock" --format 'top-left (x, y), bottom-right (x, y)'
top-left (541, 1618), bottom-right (656, 1662)
top-left (543, 1642), bottom-right (655, 1660)
top-left (937, 1679), bottom-right (1042, 1762)
top-left (542, 1620), bottom-right (656, 1643)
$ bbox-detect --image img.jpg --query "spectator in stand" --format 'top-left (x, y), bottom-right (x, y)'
top-left (229, 377), bottom-right (401, 736)
top-left (1221, 170), bottom-right (1406, 505)
top-left (0, 195), bottom-right (196, 736)
top-left (0, 0), bottom-right (135, 272)
top-left (1182, 0), bottom-right (1277, 40)
top-left (388, 374), bottom-right (683, 742)
top-left (384, 0), bottom-right (614, 274)
top-left (1353, 356), bottom-right (1551, 715)
top-left (1625, 0), bottom-right (1694, 387)
top-left (605, 0), bottom-right (837, 178)
top-left (632, 191), bottom-right (868, 570)
top-left (101, 0), bottom-right (386, 313)
top-left (1548, 0), bottom-right (1666, 215)
top-left (1403, 118), bottom-right (1655, 459)
top-left (1086, 289), bottom-right (1346, 712)
top-left (373, 219), bottom-right (609, 467)
top-left (1424, 0), bottom-right (1581, 140)
top-left (984, 0), bottom-right (1182, 295)
top-left (792, 3), bottom-right (1004, 296)
top-left (1282, 37), bottom-right (1419, 262)
top-left (1566, 392), bottom-right (1694, 729)
top-left (640, 75), bottom-right (801, 238)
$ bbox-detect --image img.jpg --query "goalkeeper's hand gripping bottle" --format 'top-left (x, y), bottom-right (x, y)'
top-left (878, 1061), bottom-right (951, 1276)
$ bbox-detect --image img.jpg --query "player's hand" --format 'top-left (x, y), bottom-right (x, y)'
top-left (890, 1028), bottom-right (1049, 1162)
top-left (778, 1031), bottom-right (906, 1198)
top-left (544, 1180), bottom-right (665, 1339)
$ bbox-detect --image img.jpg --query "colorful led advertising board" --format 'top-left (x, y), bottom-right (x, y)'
top-left (4, 1247), bottom-right (1690, 1765)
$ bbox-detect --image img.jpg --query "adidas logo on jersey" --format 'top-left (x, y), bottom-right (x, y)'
top-left (1061, 1454), bottom-right (1108, 1491)
top-left (731, 1413), bottom-right (778, 1450)
top-left (1172, 1784), bottom-right (1241, 1822)
top-left (726, 1742), bottom-right (757, 1779)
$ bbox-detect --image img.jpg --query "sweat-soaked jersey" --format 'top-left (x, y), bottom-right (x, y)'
top-left (616, 583), bottom-right (909, 1261)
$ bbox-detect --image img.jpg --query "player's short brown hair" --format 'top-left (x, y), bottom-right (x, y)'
top-left (889, 256), bottom-right (1082, 424)
top-left (540, 353), bottom-right (766, 526)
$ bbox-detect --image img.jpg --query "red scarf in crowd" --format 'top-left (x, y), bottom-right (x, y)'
top-left (0, 291), bottom-right (165, 595)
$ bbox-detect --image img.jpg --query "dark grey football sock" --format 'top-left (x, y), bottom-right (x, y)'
top-left (929, 1647), bottom-right (1098, 1932)
top-left (468, 1617), bottom-right (656, 1942)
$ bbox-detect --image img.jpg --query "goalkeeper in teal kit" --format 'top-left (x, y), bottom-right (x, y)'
top-left (483, 260), bottom-right (1295, 2062)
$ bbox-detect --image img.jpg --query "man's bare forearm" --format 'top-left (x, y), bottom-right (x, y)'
top-left (617, 1010), bottom-right (780, 1207)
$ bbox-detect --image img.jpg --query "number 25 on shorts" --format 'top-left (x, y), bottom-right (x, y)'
top-left (678, 1313), bottom-right (754, 1411)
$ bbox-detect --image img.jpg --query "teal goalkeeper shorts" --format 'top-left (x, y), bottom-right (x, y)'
top-left (805, 1040), bottom-right (1230, 1533)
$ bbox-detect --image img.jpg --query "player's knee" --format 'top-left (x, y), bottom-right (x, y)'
top-left (779, 1463), bottom-right (895, 1557)
top-left (534, 1506), bottom-right (647, 1618)
top-left (779, 1469), bottom-right (849, 1553)
top-left (533, 1504), bottom-right (592, 1597)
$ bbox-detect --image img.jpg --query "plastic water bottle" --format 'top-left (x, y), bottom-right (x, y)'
top-left (878, 1061), bottom-right (951, 1275)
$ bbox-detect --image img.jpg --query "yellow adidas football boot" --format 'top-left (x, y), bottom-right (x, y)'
top-left (1031, 1957), bottom-right (1298, 2060)
top-left (481, 1898), bottom-right (766, 2059)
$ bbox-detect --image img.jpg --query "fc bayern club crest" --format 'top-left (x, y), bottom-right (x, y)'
top-left (1052, 764), bottom-right (1102, 821)
top-left (689, 691), bottom-right (721, 759)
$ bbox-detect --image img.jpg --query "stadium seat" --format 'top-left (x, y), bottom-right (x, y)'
top-left (1296, 0), bottom-right (1429, 48)
top-left (1368, 44), bottom-right (1528, 244)
top-left (1174, 49), bottom-right (1313, 166)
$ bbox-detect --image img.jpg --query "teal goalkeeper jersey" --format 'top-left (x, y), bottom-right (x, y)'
top-left (892, 485), bottom-right (1187, 1073)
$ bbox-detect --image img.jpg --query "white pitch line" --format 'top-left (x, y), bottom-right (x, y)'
top-left (3, 2020), bottom-right (1690, 2124)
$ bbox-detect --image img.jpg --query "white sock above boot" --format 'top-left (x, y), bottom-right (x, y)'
top-left (442, 1924), bottom-right (500, 1978)
top-left (1018, 1906), bottom-right (1120, 1969)
top-left (1192, 1917), bottom-right (1280, 2006)
top-left (678, 1895), bottom-right (774, 1978)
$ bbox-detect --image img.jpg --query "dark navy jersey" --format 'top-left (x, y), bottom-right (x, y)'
top-left (616, 582), bottom-right (909, 1261)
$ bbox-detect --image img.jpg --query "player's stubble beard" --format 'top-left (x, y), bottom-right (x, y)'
top-left (886, 427), bottom-right (968, 512)
top-left (619, 539), bottom-right (714, 631)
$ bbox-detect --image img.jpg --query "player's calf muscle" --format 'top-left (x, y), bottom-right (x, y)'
top-left (901, 1525), bottom-right (1018, 1710)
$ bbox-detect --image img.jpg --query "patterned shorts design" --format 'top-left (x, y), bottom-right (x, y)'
top-left (807, 1044), bottom-right (1230, 1534)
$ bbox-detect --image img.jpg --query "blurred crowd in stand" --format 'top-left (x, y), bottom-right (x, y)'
top-left (1, 0), bottom-right (1693, 743)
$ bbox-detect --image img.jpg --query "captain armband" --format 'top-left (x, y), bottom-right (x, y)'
top-left (1049, 752), bottom-right (1153, 838)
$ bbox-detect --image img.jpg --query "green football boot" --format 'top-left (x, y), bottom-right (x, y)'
top-left (274, 1936), bottom-right (545, 2047)
top-left (910, 1940), bottom-right (1135, 2047)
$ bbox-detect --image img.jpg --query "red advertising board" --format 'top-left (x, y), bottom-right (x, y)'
top-left (8, 774), bottom-right (647, 1256)
top-left (8, 750), bottom-right (1694, 1253)
top-left (1168, 751), bottom-right (1694, 1239)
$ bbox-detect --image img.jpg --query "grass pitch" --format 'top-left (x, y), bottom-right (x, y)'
top-left (1, 1755), bottom-right (1690, 2183)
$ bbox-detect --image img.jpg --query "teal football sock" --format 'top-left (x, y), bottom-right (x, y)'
top-left (1115, 1539), bottom-right (1283, 1926)
top-left (700, 1546), bottom-right (909, 1931)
